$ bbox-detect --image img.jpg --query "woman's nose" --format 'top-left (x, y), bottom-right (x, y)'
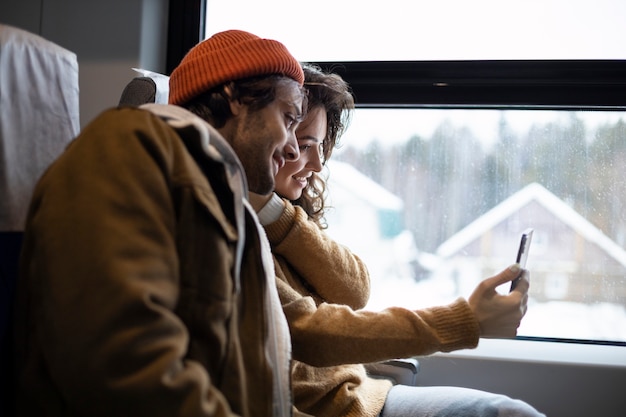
top-left (309, 148), bottom-right (323, 172)
top-left (284, 133), bottom-right (300, 162)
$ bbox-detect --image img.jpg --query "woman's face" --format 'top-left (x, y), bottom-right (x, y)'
top-left (274, 106), bottom-right (327, 200)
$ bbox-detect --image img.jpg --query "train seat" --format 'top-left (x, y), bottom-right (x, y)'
top-left (0, 23), bottom-right (80, 414)
top-left (119, 68), bottom-right (169, 106)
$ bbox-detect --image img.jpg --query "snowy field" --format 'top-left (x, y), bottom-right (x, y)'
top-left (364, 271), bottom-right (626, 343)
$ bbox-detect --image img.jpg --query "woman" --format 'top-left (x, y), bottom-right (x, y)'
top-left (251, 64), bottom-right (544, 417)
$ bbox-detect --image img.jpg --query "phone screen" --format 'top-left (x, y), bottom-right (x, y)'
top-left (510, 228), bottom-right (533, 291)
top-left (515, 228), bottom-right (534, 268)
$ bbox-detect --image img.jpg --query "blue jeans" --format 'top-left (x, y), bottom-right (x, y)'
top-left (379, 385), bottom-right (546, 417)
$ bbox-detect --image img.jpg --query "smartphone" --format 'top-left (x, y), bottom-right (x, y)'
top-left (510, 228), bottom-right (533, 291)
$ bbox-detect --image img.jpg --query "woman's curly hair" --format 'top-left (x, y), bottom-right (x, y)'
top-left (289, 63), bottom-right (355, 228)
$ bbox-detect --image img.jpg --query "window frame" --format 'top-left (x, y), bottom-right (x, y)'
top-left (166, 0), bottom-right (205, 75)
top-left (167, 4), bottom-right (626, 348)
top-left (165, 4), bottom-right (626, 108)
top-left (317, 62), bottom-right (626, 347)
top-left (313, 60), bottom-right (626, 108)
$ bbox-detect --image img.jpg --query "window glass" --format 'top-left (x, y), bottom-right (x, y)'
top-left (205, 0), bottom-right (626, 61)
top-left (325, 108), bottom-right (626, 343)
top-left (204, 2), bottom-right (626, 344)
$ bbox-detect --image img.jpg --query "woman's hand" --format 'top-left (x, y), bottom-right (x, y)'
top-left (468, 264), bottom-right (529, 338)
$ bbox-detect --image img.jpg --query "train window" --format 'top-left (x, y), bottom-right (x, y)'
top-left (324, 107), bottom-right (626, 344)
top-left (202, 1), bottom-right (626, 345)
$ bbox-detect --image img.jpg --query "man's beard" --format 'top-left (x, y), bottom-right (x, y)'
top-left (241, 154), bottom-right (274, 195)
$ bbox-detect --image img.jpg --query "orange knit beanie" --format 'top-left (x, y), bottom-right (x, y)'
top-left (169, 29), bottom-right (304, 105)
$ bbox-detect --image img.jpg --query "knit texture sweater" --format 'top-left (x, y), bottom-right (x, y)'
top-left (261, 196), bottom-right (481, 417)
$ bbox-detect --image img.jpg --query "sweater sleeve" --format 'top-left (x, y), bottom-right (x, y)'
top-left (264, 198), bottom-right (370, 309)
top-left (281, 284), bottom-right (480, 367)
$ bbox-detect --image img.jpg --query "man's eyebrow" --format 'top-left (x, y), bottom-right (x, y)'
top-left (282, 98), bottom-right (305, 121)
top-left (298, 135), bottom-right (321, 142)
top-left (292, 103), bottom-right (305, 122)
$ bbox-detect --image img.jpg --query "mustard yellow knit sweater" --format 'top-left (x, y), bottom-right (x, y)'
top-left (263, 199), bottom-right (480, 417)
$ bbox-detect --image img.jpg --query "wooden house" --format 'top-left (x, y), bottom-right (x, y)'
top-left (436, 183), bottom-right (626, 304)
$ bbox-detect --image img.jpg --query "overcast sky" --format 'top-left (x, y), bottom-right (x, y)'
top-left (206, 0), bottom-right (626, 61)
top-left (338, 109), bottom-right (625, 150)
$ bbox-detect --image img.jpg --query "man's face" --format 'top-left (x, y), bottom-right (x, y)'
top-left (228, 80), bottom-right (304, 194)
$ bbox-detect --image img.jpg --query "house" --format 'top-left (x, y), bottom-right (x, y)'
top-left (436, 182), bottom-right (626, 304)
top-left (323, 160), bottom-right (418, 280)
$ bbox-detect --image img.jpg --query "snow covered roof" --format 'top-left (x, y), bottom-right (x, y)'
top-left (325, 160), bottom-right (403, 211)
top-left (437, 182), bottom-right (626, 267)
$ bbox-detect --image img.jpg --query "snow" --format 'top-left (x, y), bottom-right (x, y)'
top-left (361, 256), bottom-right (626, 343)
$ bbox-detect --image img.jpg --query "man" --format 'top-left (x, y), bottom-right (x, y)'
top-left (13, 30), bottom-right (306, 417)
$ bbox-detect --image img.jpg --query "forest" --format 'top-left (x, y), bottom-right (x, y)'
top-left (333, 112), bottom-right (626, 253)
